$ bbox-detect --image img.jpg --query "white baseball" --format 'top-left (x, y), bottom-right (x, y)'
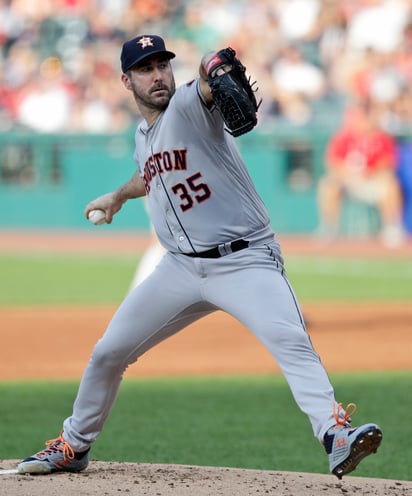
top-left (88, 209), bottom-right (106, 225)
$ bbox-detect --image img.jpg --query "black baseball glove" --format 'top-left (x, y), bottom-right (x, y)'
top-left (206, 47), bottom-right (261, 137)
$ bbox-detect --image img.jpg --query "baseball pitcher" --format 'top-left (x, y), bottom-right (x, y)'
top-left (17, 35), bottom-right (382, 479)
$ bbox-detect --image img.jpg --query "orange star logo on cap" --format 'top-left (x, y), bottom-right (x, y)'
top-left (137, 36), bottom-right (154, 49)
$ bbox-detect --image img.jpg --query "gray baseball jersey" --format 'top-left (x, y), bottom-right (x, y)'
top-left (133, 79), bottom-right (273, 253)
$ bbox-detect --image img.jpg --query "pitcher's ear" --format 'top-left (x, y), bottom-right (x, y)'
top-left (121, 73), bottom-right (132, 90)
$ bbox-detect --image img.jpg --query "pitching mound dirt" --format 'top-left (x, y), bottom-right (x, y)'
top-left (1, 460), bottom-right (412, 496)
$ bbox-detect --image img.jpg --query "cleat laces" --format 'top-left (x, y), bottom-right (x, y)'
top-left (43, 431), bottom-right (75, 463)
top-left (333, 402), bottom-right (357, 427)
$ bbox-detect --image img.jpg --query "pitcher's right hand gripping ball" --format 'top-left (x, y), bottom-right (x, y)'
top-left (88, 209), bottom-right (106, 225)
top-left (206, 47), bottom-right (261, 137)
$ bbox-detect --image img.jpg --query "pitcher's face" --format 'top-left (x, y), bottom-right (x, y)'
top-left (122, 55), bottom-right (176, 111)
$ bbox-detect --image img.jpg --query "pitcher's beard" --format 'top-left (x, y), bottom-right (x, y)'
top-left (132, 80), bottom-right (176, 111)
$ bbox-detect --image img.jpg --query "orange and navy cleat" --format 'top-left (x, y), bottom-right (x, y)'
top-left (17, 431), bottom-right (89, 474)
top-left (324, 403), bottom-right (383, 479)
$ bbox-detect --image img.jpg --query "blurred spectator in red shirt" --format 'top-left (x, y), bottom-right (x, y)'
top-left (317, 100), bottom-right (405, 247)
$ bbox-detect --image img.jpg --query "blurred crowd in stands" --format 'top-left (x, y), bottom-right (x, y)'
top-left (2, 0), bottom-right (412, 136)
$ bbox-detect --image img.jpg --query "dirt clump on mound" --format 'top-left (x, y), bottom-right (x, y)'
top-left (1, 460), bottom-right (412, 496)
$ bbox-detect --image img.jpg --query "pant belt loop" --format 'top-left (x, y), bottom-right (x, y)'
top-left (218, 242), bottom-right (231, 257)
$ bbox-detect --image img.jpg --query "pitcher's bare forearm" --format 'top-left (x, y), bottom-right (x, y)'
top-left (84, 172), bottom-right (146, 223)
top-left (115, 171), bottom-right (147, 202)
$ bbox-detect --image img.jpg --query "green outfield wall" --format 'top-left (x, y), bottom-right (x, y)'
top-left (7, 125), bottom-right (412, 236)
top-left (0, 128), bottom-right (337, 233)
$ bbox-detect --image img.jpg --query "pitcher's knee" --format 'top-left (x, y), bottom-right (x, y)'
top-left (90, 339), bottom-right (135, 373)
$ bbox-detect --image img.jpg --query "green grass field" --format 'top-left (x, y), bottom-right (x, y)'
top-left (0, 252), bottom-right (411, 480)
top-left (1, 253), bottom-right (412, 304)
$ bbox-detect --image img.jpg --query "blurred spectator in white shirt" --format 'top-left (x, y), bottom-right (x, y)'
top-left (271, 43), bottom-right (326, 124)
top-left (346, 0), bottom-right (410, 54)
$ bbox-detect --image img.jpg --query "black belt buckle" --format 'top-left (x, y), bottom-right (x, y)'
top-left (185, 239), bottom-right (249, 258)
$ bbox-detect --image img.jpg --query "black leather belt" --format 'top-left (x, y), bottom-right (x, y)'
top-left (184, 239), bottom-right (249, 258)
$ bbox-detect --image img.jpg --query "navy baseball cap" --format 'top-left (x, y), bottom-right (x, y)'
top-left (121, 35), bottom-right (176, 73)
